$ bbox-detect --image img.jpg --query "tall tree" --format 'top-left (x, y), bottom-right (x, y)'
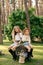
top-left (18, 0), bottom-right (20, 9)
top-left (1, 0), bottom-right (5, 24)
top-left (29, 0), bottom-right (32, 7)
top-left (12, 0), bottom-right (15, 10)
top-left (27, 0), bottom-right (32, 8)
top-left (5, 0), bottom-right (10, 24)
top-left (24, 0), bottom-right (30, 30)
top-left (35, 0), bottom-right (39, 15)
top-left (21, 0), bottom-right (23, 10)
top-left (0, 0), bottom-right (3, 44)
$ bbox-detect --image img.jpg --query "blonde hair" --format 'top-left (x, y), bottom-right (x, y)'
top-left (23, 28), bottom-right (30, 35)
top-left (11, 26), bottom-right (22, 41)
top-left (13, 26), bottom-right (21, 33)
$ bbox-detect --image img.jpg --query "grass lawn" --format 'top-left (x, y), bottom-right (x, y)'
top-left (0, 41), bottom-right (43, 65)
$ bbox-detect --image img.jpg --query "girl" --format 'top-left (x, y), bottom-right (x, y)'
top-left (9, 26), bottom-right (22, 60)
top-left (9, 26), bottom-right (22, 51)
top-left (22, 28), bottom-right (32, 52)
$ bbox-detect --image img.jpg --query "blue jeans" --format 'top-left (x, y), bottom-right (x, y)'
top-left (23, 42), bottom-right (29, 46)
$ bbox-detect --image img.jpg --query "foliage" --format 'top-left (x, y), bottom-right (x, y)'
top-left (29, 8), bottom-right (43, 41)
top-left (4, 8), bottom-right (43, 41)
top-left (30, 15), bottom-right (43, 41)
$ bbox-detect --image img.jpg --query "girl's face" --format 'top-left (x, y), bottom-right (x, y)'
top-left (14, 27), bottom-right (20, 33)
top-left (24, 30), bottom-right (29, 35)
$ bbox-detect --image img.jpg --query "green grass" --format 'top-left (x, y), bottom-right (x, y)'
top-left (0, 42), bottom-right (43, 65)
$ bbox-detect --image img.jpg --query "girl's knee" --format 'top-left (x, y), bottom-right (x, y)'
top-left (12, 46), bottom-right (17, 51)
top-left (8, 46), bottom-right (12, 50)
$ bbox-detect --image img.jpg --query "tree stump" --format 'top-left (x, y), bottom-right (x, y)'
top-left (15, 45), bottom-right (28, 63)
top-left (15, 45), bottom-right (28, 56)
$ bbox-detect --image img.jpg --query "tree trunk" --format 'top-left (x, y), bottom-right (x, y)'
top-left (24, 0), bottom-right (30, 30)
top-left (1, 0), bottom-right (5, 35)
top-left (12, 0), bottom-right (15, 10)
top-left (0, 1), bottom-right (3, 44)
top-left (1, 0), bottom-right (5, 24)
top-left (35, 0), bottom-right (39, 15)
top-left (5, 0), bottom-right (10, 24)
top-left (21, 0), bottom-right (23, 10)
top-left (29, 0), bottom-right (32, 7)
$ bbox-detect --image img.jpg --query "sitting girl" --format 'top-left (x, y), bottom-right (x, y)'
top-left (9, 26), bottom-right (22, 50)
top-left (22, 28), bottom-right (33, 55)
top-left (9, 26), bottom-right (22, 60)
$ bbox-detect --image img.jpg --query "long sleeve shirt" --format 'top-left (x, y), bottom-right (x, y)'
top-left (22, 35), bottom-right (31, 45)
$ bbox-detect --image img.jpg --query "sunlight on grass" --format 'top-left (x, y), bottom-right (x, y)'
top-left (33, 45), bottom-right (43, 48)
top-left (3, 39), bottom-right (10, 42)
top-left (34, 49), bottom-right (43, 52)
top-left (0, 58), bottom-right (8, 61)
top-left (0, 42), bottom-right (43, 65)
top-left (0, 46), bottom-right (9, 54)
top-left (0, 46), bottom-right (8, 50)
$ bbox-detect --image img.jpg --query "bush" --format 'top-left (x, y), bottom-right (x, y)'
top-left (30, 15), bottom-right (43, 42)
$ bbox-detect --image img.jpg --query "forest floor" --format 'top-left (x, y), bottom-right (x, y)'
top-left (0, 40), bottom-right (43, 65)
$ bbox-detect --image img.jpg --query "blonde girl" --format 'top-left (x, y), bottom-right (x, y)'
top-left (9, 26), bottom-right (22, 51)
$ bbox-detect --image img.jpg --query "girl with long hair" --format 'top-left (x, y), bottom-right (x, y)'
top-left (9, 26), bottom-right (22, 60)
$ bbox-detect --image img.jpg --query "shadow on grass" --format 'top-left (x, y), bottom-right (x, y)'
top-left (0, 52), bottom-right (43, 65)
top-left (0, 56), bottom-right (43, 65)
top-left (0, 42), bottom-right (43, 65)
top-left (0, 42), bottom-right (12, 46)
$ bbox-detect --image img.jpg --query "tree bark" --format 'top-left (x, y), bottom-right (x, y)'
top-left (29, 0), bottom-right (32, 7)
top-left (35, 0), bottom-right (39, 15)
top-left (1, 0), bottom-right (5, 24)
top-left (0, 0), bottom-right (3, 44)
top-left (24, 0), bottom-right (30, 30)
top-left (12, 0), bottom-right (15, 10)
top-left (21, 0), bottom-right (23, 10)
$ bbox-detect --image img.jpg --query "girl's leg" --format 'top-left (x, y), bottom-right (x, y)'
top-left (25, 46), bottom-right (31, 52)
top-left (29, 45), bottom-right (33, 57)
top-left (8, 43), bottom-right (15, 50)
top-left (9, 49), bottom-right (17, 60)
top-left (12, 46), bottom-right (18, 51)
top-left (30, 48), bottom-right (33, 57)
top-left (29, 44), bottom-right (33, 49)
top-left (9, 42), bottom-right (18, 51)
top-left (8, 46), bottom-right (13, 50)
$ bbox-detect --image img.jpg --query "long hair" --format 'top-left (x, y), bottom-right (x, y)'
top-left (11, 26), bottom-right (22, 41)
